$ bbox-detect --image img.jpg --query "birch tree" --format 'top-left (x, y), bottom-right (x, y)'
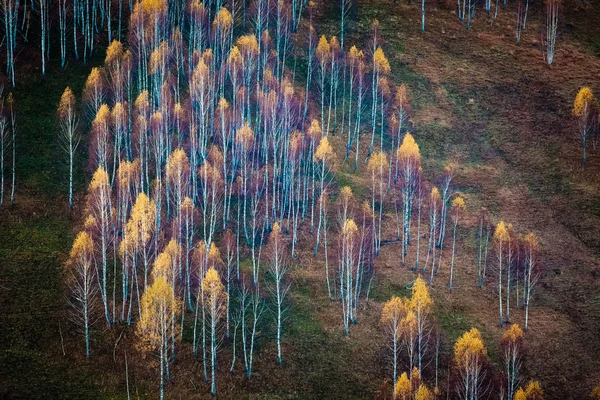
top-left (58, 87), bottom-right (80, 209)
top-left (314, 136), bottom-right (335, 256)
top-left (381, 296), bottom-right (408, 389)
top-left (267, 222), bottom-right (291, 365)
top-left (494, 221), bottom-right (509, 327)
top-left (339, 218), bottom-right (360, 335)
top-left (202, 267), bottom-right (227, 396)
top-left (544, 0), bottom-right (559, 65)
top-left (67, 231), bottom-right (98, 358)
top-left (449, 195), bottom-right (465, 292)
top-left (572, 87), bottom-right (596, 165)
top-left (137, 277), bottom-right (179, 400)
top-left (501, 324), bottom-right (524, 400)
top-left (410, 275), bottom-right (432, 375)
top-left (523, 232), bottom-right (542, 331)
top-left (86, 167), bottom-right (113, 326)
top-left (367, 151), bottom-right (388, 255)
top-left (397, 133), bottom-right (421, 264)
top-left (316, 35), bottom-right (330, 137)
top-left (394, 372), bottom-right (411, 400)
top-left (454, 328), bottom-right (487, 400)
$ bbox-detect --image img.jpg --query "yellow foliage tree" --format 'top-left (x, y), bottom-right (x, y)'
top-left (414, 384), bottom-right (434, 400)
top-left (87, 166), bottom-right (112, 325)
top-left (449, 195), bottom-right (466, 292)
top-left (515, 387), bottom-right (527, 400)
top-left (367, 151), bottom-right (388, 255)
top-left (381, 296), bottom-right (408, 387)
top-left (137, 277), bottom-right (179, 400)
top-left (454, 328), bottom-right (487, 400)
top-left (410, 275), bottom-right (432, 374)
top-left (57, 86), bottom-right (80, 208)
top-left (410, 366), bottom-right (421, 393)
top-left (394, 372), bottom-right (411, 400)
top-left (202, 267), bottom-right (227, 396)
top-left (501, 323), bottom-right (524, 400)
top-left (572, 87), bottom-right (596, 164)
top-left (524, 380), bottom-right (544, 400)
top-left (494, 221), bottom-right (509, 326)
top-left (397, 133), bottom-right (421, 264)
top-left (67, 231), bottom-right (97, 358)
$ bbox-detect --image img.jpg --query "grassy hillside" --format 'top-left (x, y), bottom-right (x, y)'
top-left (1, 0), bottom-right (599, 399)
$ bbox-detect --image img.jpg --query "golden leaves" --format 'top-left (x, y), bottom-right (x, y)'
top-left (373, 47), bottom-right (391, 75)
top-left (342, 218), bottom-right (359, 238)
top-left (152, 251), bottom-right (173, 281)
top-left (381, 296), bottom-right (407, 325)
top-left (591, 386), bottom-right (600, 400)
top-left (452, 195), bottom-right (466, 211)
top-left (85, 67), bottom-right (102, 90)
top-left (411, 275), bottom-right (432, 312)
top-left (340, 186), bottom-right (353, 202)
top-left (523, 381), bottom-right (544, 400)
top-left (202, 267), bottom-right (227, 317)
top-left (316, 35), bottom-right (330, 62)
top-left (58, 87), bottom-right (76, 119)
top-left (141, 0), bottom-right (167, 15)
top-left (93, 104), bottom-right (111, 128)
top-left (394, 372), bottom-right (411, 400)
top-left (70, 231), bottom-right (93, 260)
top-left (208, 242), bottom-right (221, 266)
top-left (134, 90), bottom-right (149, 113)
top-left (137, 276), bottom-right (178, 349)
top-left (514, 387), bottom-right (527, 400)
top-left (396, 84), bottom-right (409, 108)
top-left (414, 384), bottom-right (434, 400)
top-left (430, 187), bottom-right (441, 203)
top-left (307, 119), bottom-right (321, 139)
top-left (314, 136), bottom-right (334, 163)
top-left (105, 40), bottom-right (124, 65)
top-left (237, 34), bottom-right (259, 56)
top-left (84, 215), bottom-right (97, 229)
top-left (228, 46), bottom-right (242, 67)
top-left (149, 41), bottom-right (170, 75)
top-left (329, 36), bottom-right (340, 54)
top-left (89, 167), bottom-right (109, 191)
top-left (397, 133), bottom-right (421, 164)
top-left (454, 328), bottom-right (487, 368)
top-left (367, 151), bottom-right (388, 172)
top-left (501, 323), bottom-right (524, 346)
top-left (112, 102), bottom-right (126, 123)
top-left (271, 221), bottom-right (282, 239)
top-left (524, 232), bottom-right (539, 251)
top-left (236, 123), bottom-right (255, 150)
top-left (166, 148), bottom-right (191, 182)
top-left (126, 193), bottom-right (157, 246)
top-left (214, 7), bottom-right (233, 30)
top-left (348, 45), bottom-right (362, 62)
top-left (572, 87), bottom-right (594, 118)
top-left (181, 196), bottom-right (194, 213)
top-left (494, 221), bottom-right (509, 243)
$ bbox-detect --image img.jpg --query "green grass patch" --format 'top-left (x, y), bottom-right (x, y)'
top-left (368, 275), bottom-right (411, 303)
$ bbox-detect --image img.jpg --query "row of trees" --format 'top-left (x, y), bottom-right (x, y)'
top-left (1, 0), bottom-right (313, 86)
